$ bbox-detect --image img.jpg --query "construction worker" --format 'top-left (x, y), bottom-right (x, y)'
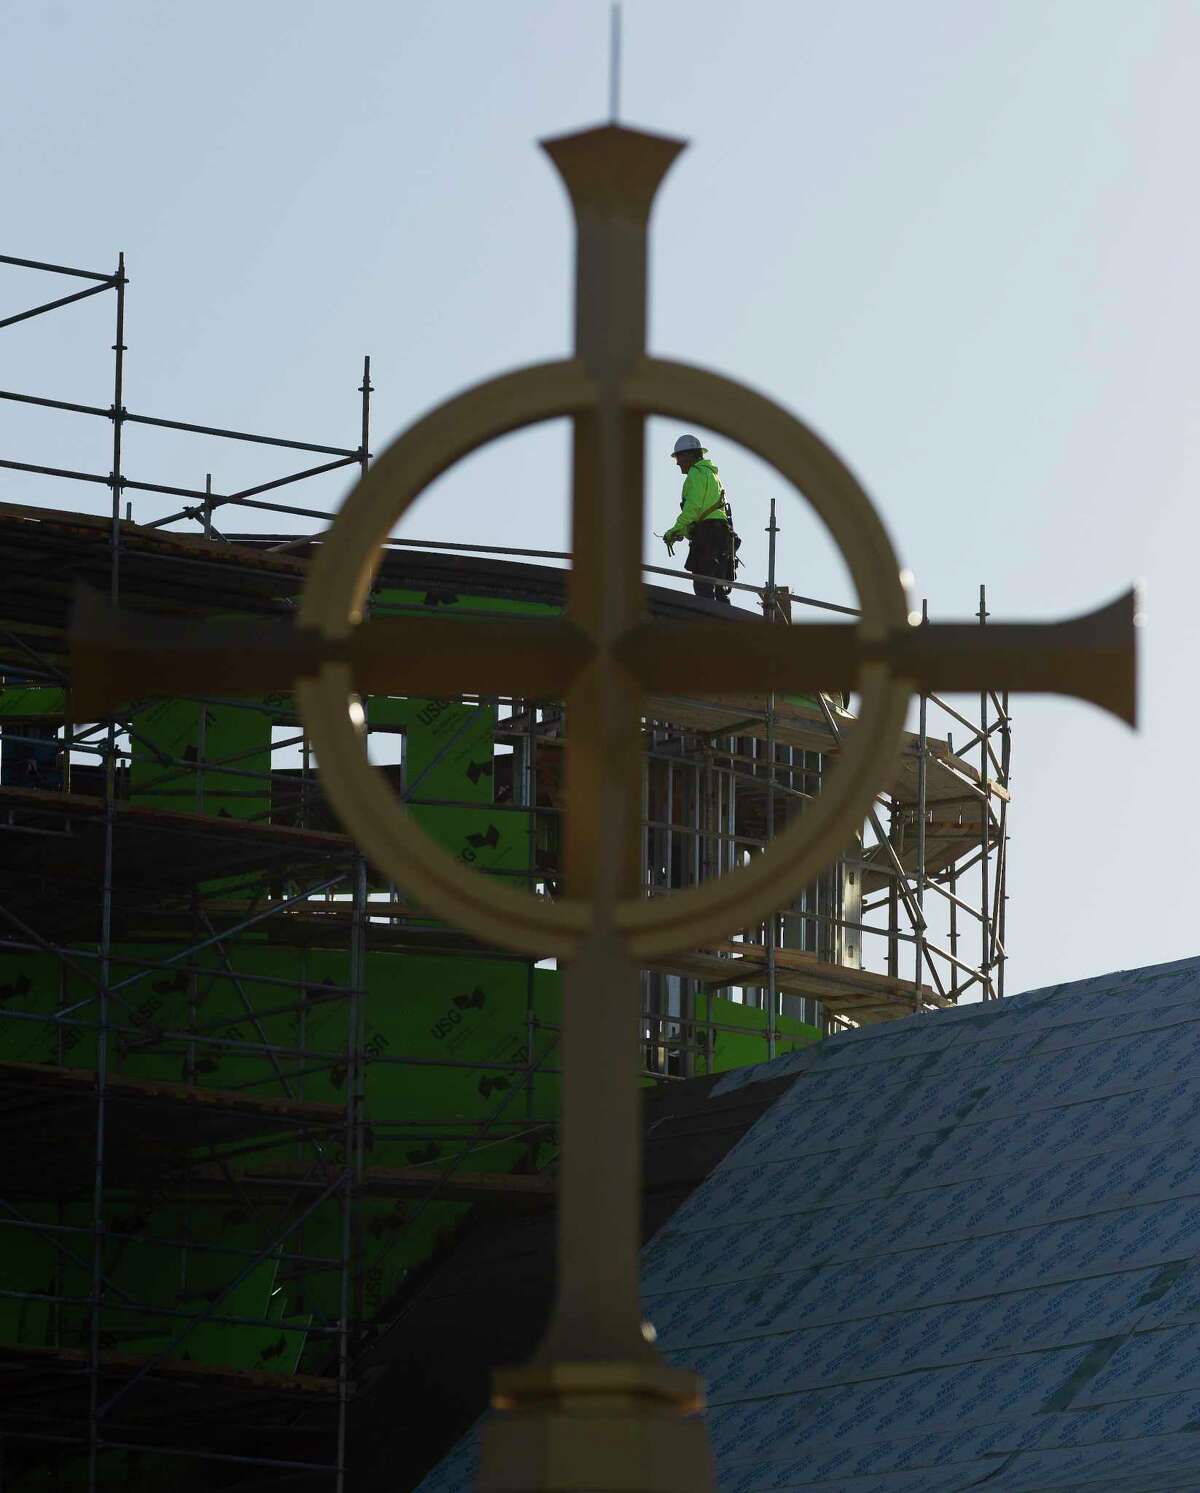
top-left (662, 434), bottom-right (735, 603)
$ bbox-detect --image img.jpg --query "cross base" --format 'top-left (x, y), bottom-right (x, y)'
top-left (477, 1361), bottom-right (715, 1492)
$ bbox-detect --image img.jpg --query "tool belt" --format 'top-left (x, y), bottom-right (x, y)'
top-left (685, 519), bottom-right (737, 583)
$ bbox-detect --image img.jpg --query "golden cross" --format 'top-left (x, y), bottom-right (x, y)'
top-left (71, 126), bottom-right (1136, 1492)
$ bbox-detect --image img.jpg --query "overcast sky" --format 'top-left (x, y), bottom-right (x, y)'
top-left (2, 1), bottom-right (1196, 997)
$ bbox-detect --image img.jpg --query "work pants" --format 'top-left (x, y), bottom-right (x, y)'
top-left (685, 519), bottom-right (734, 603)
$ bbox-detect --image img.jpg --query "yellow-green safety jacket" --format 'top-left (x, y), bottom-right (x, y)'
top-left (663, 459), bottom-right (730, 545)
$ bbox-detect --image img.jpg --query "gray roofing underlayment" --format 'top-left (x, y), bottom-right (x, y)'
top-left (415, 954), bottom-right (1200, 1492)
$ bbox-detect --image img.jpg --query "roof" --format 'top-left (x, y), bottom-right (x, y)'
top-left (418, 954), bottom-right (1200, 1492)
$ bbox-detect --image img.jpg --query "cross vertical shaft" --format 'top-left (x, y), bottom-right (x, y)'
top-left (540, 124), bottom-right (681, 1361)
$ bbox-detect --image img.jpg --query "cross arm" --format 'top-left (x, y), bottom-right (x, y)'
top-left (68, 584), bottom-right (593, 719)
top-left (617, 589), bottom-right (1137, 725)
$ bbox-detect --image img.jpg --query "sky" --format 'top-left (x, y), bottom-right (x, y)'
top-left (1, 0), bottom-right (1197, 997)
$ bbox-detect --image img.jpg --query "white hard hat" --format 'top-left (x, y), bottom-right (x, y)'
top-left (671, 433), bottom-right (707, 457)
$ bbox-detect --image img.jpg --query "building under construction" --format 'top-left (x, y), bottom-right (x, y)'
top-left (0, 254), bottom-right (1011, 1490)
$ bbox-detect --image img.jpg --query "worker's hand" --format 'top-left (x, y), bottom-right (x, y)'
top-left (664, 538), bottom-right (676, 557)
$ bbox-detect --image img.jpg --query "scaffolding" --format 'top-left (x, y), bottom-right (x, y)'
top-left (0, 251), bottom-right (1010, 1490)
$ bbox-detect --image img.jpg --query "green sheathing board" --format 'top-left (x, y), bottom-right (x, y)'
top-left (373, 586), bottom-right (560, 621)
top-left (0, 943), bottom-right (557, 1377)
top-left (0, 685), bottom-right (67, 719)
top-left (370, 693), bottom-right (531, 895)
top-left (370, 584), bottom-right (558, 899)
top-left (130, 698), bottom-right (270, 821)
top-left (693, 995), bottom-right (822, 1076)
